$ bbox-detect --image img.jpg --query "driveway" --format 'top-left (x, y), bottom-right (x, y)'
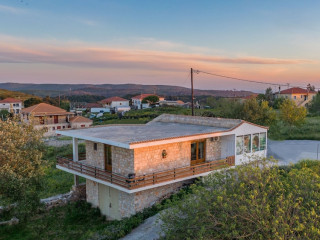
top-left (268, 139), bottom-right (320, 165)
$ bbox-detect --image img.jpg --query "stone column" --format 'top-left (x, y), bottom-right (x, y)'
top-left (73, 137), bottom-right (79, 186)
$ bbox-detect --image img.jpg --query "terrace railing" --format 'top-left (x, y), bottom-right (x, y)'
top-left (56, 155), bottom-right (235, 190)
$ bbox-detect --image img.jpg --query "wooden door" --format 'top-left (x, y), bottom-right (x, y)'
top-left (54, 115), bottom-right (58, 124)
top-left (104, 145), bottom-right (112, 171)
top-left (191, 140), bottom-right (206, 165)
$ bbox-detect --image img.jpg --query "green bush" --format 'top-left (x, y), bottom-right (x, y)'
top-left (160, 158), bottom-right (320, 239)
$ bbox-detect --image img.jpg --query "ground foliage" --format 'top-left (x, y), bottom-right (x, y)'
top-left (160, 158), bottom-right (320, 240)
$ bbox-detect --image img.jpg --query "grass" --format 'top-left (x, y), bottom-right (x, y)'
top-left (268, 116), bottom-right (320, 140)
top-left (40, 144), bottom-right (86, 199)
top-left (0, 185), bottom-right (193, 240)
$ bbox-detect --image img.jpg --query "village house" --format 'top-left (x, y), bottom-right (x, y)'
top-left (0, 97), bottom-right (23, 114)
top-left (56, 114), bottom-right (268, 220)
top-left (21, 103), bottom-right (92, 136)
top-left (131, 94), bottom-right (165, 109)
top-left (276, 87), bottom-right (317, 107)
top-left (100, 96), bottom-right (130, 113)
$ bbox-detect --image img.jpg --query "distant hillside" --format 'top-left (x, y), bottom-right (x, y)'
top-left (0, 83), bottom-right (255, 98)
top-left (0, 88), bottom-right (38, 101)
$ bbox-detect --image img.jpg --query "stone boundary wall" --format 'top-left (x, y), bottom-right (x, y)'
top-left (150, 114), bottom-right (241, 128)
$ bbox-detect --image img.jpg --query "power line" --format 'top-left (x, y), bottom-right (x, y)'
top-left (193, 69), bottom-right (288, 87)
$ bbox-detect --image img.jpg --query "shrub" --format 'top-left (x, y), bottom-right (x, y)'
top-left (160, 158), bottom-right (320, 239)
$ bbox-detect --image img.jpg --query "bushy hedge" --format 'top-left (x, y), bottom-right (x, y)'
top-left (160, 158), bottom-right (320, 239)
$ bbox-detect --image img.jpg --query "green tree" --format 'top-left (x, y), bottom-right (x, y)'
top-left (280, 99), bottom-right (307, 126)
top-left (142, 95), bottom-right (159, 104)
top-left (0, 118), bottom-right (45, 219)
top-left (24, 97), bottom-right (42, 108)
top-left (242, 98), bottom-right (276, 126)
top-left (0, 109), bottom-right (10, 120)
top-left (308, 93), bottom-right (320, 115)
top-left (160, 158), bottom-right (320, 239)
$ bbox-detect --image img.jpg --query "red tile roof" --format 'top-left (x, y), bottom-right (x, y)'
top-left (100, 96), bottom-right (128, 104)
top-left (70, 116), bottom-right (93, 123)
top-left (0, 98), bottom-right (22, 103)
top-left (132, 94), bottom-right (159, 100)
top-left (85, 103), bottom-right (103, 108)
top-left (280, 87), bottom-right (316, 94)
top-left (21, 103), bottom-right (74, 116)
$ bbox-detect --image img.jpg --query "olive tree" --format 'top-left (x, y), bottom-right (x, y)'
top-left (0, 118), bottom-right (45, 218)
top-left (280, 99), bottom-right (307, 126)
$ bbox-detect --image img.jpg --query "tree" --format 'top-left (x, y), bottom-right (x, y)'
top-left (24, 97), bottom-right (42, 108)
top-left (160, 158), bottom-right (320, 239)
top-left (142, 95), bottom-right (159, 104)
top-left (307, 83), bottom-right (315, 92)
top-left (0, 118), bottom-right (45, 219)
top-left (0, 109), bottom-right (10, 120)
top-left (242, 98), bottom-right (276, 126)
top-left (280, 99), bottom-right (307, 126)
top-left (309, 93), bottom-right (320, 115)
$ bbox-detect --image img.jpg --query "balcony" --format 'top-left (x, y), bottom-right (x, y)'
top-left (56, 155), bottom-right (235, 192)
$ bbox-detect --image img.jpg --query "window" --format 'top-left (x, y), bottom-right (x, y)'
top-left (57, 126), bottom-right (61, 129)
top-left (252, 134), bottom-right (260, 152)
top-left (94, 143), bottom-right (97, 151)
top-left (81, 124), bottom-right (85, 127)
top-left (293, 96), bottom-right (296, 99)
top-left (236, 136), bottom-right (244, 155)
top-left (63, 126), bottom-right (65, 129)
top-left (39, 117), bottom-right (44, 125)
top-left (105, 145), bottom-right (112, 171)
top-left (260, 133), bottom-right (266, 150)
top-left (244, 135), bottom-right (251, 153)
top-left (52, 127), bottom-right (55, 130)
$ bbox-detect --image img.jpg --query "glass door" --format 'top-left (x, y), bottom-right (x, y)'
top-left (191, 140), bottom-right (206, 165)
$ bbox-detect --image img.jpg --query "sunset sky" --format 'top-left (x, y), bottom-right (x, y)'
top-left (0, 0), bottom-right (319, 91)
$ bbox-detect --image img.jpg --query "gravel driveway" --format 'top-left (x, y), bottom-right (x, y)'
top-left (268, 139), bottom-right (320, 165)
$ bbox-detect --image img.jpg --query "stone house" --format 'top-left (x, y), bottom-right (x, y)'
top-left (21, 103), bottom-right (92, 136)
top-left (56, 114), bottom-right (268, 220)
top-left (276, 87), bottom-right (317, 107)
top-left (0, 98), bottom-right (23, 114)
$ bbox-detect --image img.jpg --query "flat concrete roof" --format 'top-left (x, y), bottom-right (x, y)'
top-left (57, 121), bottom-right (229, 146)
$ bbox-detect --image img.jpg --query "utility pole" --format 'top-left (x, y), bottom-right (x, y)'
top-left (191, 68), bottom-right (194, 116)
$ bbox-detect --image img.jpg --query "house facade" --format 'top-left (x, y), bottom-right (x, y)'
top-left (100, 97), bottom-right (130, 113)
top-left (131, 94), bottom-right (165, 109)
top-left (0, 98), bottom-right (23, 114)
top-left (21, 103), bottom-right (92, 136)
top-left (276, 87), bottom-right (317, 107)
top-left (56, 114), bottom-right (267, 220)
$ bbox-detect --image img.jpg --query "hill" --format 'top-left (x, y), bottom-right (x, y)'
top-left (0, 88), bottom-right (38, 101)
top-left (0, 83), bottom-right (255, 98)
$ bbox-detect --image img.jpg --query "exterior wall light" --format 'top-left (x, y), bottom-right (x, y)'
top-left (162, 150), bottom-right (167, 158)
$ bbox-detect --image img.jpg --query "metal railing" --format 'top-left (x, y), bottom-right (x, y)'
top-left (56, 155), bottom-right (235, 190)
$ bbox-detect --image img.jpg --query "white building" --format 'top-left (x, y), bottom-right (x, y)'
top-left (0, 98), bottom-right (23, 114)
top-left (100, 97), bottom-right (130, 113)
top-left (131, 94), bottom-right (164, 109)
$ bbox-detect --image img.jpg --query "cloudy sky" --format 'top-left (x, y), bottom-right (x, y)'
top-left (0, 0), bottom-right (319, 91)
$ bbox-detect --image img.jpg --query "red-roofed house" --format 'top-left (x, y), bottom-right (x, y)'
top-left (21, 103), bottom-right (92, 136)
top-left (0, 98), bottom-right (23, 114)
top-left (100, 96), bottom-right (130, 112)
top-left (131, 94), bottom-right (165, 109)
top-left (277, 87), bottom-right (317, 107)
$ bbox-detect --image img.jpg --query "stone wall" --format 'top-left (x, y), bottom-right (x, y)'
top-left (71, 122), bottom-right (92, 129)
top-left (86, 179), bottom-right (99, 207)
top-left (85, 141), bottom-right (105, 168)
top-left (134, 141), bottom-right (190, 176)
top-left (119, 191), bottom-right (135, 218)
top-left (206, 138), bottom-right (222, 161)
top-left (112, 146), bottom-right (134, 176)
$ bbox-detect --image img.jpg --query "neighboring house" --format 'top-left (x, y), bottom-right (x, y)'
top-left (70, 116), bottom-right (93, 129)
top-left (238, 94), bottom-right (259, 103)
top-left (131, 94), bottom-right (165, 109)
top-left (84, 103), bottom-right (109, 113)
top-left (56, 114), bottom-right (268, 220)
top-left (276, 87), bottom-right (317, 107)
top-left (0, 98), bottom-right (23, 114)
top-left (100, 97), bottom-right (130, 113)
top-left (21, 103), bottom-right (92, 136)
top-left (70, 102), bottom-right (88, 115)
